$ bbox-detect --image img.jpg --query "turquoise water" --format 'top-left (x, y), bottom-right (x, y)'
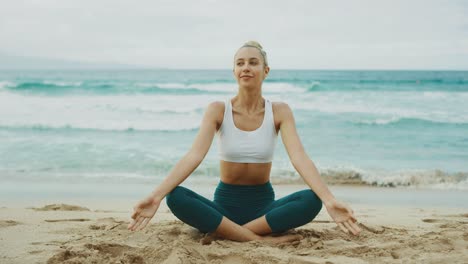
top-left (0, 70), bottom-right (467, 189)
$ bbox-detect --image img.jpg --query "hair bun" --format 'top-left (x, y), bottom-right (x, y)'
top-left (244, 41), bottom-right (263, 50)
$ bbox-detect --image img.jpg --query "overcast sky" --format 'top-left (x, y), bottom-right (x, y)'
top-left (1, 0), bottom-right (467, 69)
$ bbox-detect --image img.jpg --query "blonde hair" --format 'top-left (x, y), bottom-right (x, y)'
top-left (235, 41), bottom-right (269, 67)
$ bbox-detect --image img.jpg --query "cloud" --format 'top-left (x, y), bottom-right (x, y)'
top-left (0, 0), bottom-right (467, 69)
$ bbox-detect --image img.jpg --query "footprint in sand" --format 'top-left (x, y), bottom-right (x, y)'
top-left (422, 218), bottom-right (441, 223)
top-left (45, 219), bottom-right (91, 222)
top-left (31, 204), bottom-right (90, 211)
top-left (0, 220), bottom-right (21, 228)
top-left (421, 218), bottom-right (467, 224)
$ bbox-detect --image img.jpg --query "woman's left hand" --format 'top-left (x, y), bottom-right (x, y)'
top-left (325, 199), bottom-right (361, 235)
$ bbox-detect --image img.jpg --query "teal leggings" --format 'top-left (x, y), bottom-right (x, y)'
top-left (166, 181), bottom-right (322, 233)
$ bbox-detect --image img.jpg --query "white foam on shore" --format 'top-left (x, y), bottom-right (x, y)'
top-left (271, 166), bottom-right (468, 190)
top-left (2, 167), bottom-right (467, 190)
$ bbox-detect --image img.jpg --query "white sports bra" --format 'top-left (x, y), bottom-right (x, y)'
top-left (217, 98), bottom-right (278, 163)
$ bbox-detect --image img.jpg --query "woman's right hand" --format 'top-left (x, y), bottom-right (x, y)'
top-left (127, 195), bottom-right (161, 231)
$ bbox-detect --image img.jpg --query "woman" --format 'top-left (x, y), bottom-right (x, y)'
top-left (128, 41), bottom-right (361, 243)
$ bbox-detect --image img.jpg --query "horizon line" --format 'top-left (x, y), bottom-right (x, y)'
top-left (0, 68), bottom-right (467, 71)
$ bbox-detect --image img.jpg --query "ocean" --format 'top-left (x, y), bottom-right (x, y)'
top-left (0, 69), bottom-right (467, 191)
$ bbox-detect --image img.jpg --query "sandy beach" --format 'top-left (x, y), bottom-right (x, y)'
top-left (1, 0), bottom-right (468, 262)
top-left (1, 185), bottom-right (467, 264)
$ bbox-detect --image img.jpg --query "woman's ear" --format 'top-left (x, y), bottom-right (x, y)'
top-left (264, 66), bottom-right (270, 79)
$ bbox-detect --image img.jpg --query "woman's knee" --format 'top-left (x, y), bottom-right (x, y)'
top-left (298, 190), bottom-right (323, 218)
top-left (165, 186), bottom-right (189, 209)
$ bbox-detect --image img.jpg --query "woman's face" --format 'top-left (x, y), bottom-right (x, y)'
top-left (233, 47), bottom-right (270, 88)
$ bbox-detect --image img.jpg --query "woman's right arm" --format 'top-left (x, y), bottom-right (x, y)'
top-left (128, 101), bottom-right (223, 231)
top-left (150, 101), bottom-right (223, 201)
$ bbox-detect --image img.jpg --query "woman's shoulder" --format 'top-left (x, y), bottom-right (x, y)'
top-left (271, 101), bottom-right (295, 126)
top-left (206, 101), bottom-right (225, 112)
top-left (271, 101), bottom-right (293, 115)
top-left (205, 101), bottom-right (226, 123)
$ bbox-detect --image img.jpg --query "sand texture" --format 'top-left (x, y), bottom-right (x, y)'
top-left (0, 202), bottom-right (467, 264)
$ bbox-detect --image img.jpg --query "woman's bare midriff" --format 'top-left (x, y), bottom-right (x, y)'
top-left (220, 160), bottom-right (271, 185)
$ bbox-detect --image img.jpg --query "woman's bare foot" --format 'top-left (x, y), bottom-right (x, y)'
top-left (259, 234), bottom-right (303, 244)
top-left (201, 232), bottom-right (302, 245)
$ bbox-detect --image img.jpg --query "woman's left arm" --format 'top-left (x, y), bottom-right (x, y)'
top-left (275, 102), bottom-right (361, 235)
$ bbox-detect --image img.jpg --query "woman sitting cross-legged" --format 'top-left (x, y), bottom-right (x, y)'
top-left (128, 41), bottom-right (361, 244)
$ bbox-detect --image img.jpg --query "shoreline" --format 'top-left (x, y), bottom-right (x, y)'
top-left (1, 181), bottom-right (467, 210)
